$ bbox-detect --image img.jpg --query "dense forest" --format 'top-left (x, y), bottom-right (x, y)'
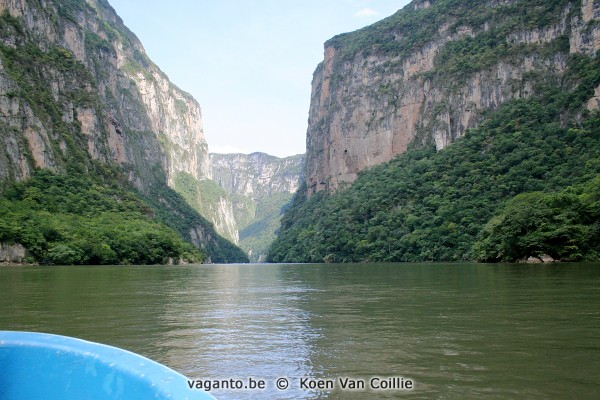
top-left (0, 170), bottom-right (250, 265)
top-left (269, 53), bottom-right (600, 263)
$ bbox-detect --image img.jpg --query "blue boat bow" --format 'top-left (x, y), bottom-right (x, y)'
top-left (0, 331), bottom-right (216, 399)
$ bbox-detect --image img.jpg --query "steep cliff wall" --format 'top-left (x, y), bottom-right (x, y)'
top-left (0, 0), bottom-right (246, 262)
top-left (172, 172), bottom-right (239, 245)
top-left (306, 0), bottom-right (600, 195)
top-left (211, 153), bottom-right (304, 199)
top-left (0, 0), bottom-right (210, 187)
top-left (211, 152), bottom-right (304, 261)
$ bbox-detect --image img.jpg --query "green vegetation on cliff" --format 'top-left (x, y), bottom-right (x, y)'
top-left (239, 191), bottom-right (294, 262)
top-left (327, 0), bottom-right (573, 67)
top-left (473, 178), bottom-right (600, 262)
top-left (0, 170), bottom-right (204, 265)
top-left (0, 168), bottom-right (249, 265)
top-left (209, 152), bottom-right (304, 262)
top-left (0, 8), bottom-right (248, 264)
top-left (268, 53), bottom-right (600, 263)
top-left (0, 10), bottom-right (101, 179)
top-left (135, 176), bottom-right (248, 264)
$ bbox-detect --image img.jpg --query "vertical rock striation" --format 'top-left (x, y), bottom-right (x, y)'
top-left (0, 0), bottom-right (209, 188)
top-left (211, 152), bottom-right (304, 199)
top-left (305, 0), bottom-right (600, 196)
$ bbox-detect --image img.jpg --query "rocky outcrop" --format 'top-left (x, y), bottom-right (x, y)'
top-left (0, 243), bottom-right (28, 264)
top-left (517, 254), bottom-right (559, 263)
top-left (129, 70), bottom-right (210, 184)
top-left (210, 152), bottom-right (304, 262)
top-left (305, 0), bottom-right (600, 196)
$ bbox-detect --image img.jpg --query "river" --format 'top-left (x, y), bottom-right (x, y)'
top-left (1, 263), bottom-right (599, 399)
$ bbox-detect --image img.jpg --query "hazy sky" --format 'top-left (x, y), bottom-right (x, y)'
top-left (109, 0), bottom-right (412, 157)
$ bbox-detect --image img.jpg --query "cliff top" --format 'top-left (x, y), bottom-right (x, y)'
top-left (325, 0), bottom-right (573, 64)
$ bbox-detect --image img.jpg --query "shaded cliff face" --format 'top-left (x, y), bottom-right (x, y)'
top-left (306, 0), bottom-right (600, 195)
top-left (0, 0), bottom-right (246, 262)
top-left (211, 152), bottom-right (304, 261)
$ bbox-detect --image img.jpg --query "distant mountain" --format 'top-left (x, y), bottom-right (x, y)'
top-left (211, 152), bottom-right (304, 262)
top-left (0, 0), bottom-right (247, 264)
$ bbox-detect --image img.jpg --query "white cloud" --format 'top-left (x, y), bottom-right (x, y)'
top-left (354, 8), bottom-right (378, 17)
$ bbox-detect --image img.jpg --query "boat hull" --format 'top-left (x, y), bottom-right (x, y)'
top-left (0, 331), bottom-right (215, 399)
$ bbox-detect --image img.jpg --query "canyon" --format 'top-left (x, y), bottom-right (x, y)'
top-left (210, 152), bottom-right (304, 262)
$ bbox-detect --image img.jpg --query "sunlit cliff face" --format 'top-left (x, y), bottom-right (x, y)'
top-left (304, 0), bottom-right (600, 197)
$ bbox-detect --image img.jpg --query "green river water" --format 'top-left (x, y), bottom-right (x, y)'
top-left (0, 263), bottom-right (599, 399)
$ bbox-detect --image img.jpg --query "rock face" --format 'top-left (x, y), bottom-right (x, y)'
top-left (207, 195), bottom-right (238, 245)
top-left (305, 0), bottom-right (600, 196)
top-left (211, 152), bottom-right (304, 262)
top-left (172, 172), bottom-right (240, 245)
top-left (211, 152), bottom-right (304, 199)
top-left (0, 0), bottom-right (210, 187)
top-left (0, 243), bottom-right (28, 264)
top-left (0, 0), bottom-right (243, 260)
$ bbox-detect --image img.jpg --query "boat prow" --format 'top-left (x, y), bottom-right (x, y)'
top-left (0, 331), bottom-right (216, 399)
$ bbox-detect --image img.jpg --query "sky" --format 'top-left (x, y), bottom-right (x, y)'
top-left (108, 0), bottom-right (412, 157)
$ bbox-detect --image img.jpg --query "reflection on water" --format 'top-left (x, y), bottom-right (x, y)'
top-left (1, 263), bottom-right (599, 399)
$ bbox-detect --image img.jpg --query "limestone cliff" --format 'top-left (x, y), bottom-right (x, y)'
top-left (211, 152), bottom-right (304, 262)
top-left (305, 0), bottom-right (600, 195)
top-left (172, 172), bottom-right (239, 245)
top-left (211, 153), bottom-right (303, 200)
top-left (0, 0), bottom-right (210, 186)
top-left (0, 0), bottom-right (246, 262)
